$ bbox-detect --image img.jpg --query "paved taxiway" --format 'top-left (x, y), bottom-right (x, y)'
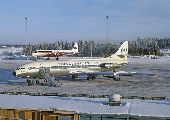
top-left (0, 57), bottom-right (170, 97)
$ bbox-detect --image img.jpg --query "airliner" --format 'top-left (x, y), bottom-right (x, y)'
top-left (12, 41), bottom-right (159, 86)
top-left (32, 43), bottom-right (79, 60)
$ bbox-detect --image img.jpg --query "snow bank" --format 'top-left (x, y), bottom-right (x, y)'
top-left (0, 94), bottom-right (170, 117)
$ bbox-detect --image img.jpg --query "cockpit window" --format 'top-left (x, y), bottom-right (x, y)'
top-left (21, 68), bottom-right (25, 69)
top-left (16, 68), bottom-right (20, 70)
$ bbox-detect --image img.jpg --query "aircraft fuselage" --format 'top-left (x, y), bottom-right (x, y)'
top-left (13, 58), bottom-right (129, 79)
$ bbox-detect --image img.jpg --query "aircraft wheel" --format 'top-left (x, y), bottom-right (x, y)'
top-left (47, 58), bottom-right (50, 60)
top-left (115, 78), bottom-right (120, 81)
top-left (92, 76), bottom-right (96, 80)
top-left (87, 77), bottom-right (90, 80)
top-left (36, 80), bottom-right (39, 84)
top-left (72, 75), bottom-right (76, 79)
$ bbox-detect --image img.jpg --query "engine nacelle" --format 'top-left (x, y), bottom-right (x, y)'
top-left (105, 63), bottom-right (114, 67)
top-left (100, 63), bottom-right (123, 68)
top-left (100, 63), bottom-right (114, 68)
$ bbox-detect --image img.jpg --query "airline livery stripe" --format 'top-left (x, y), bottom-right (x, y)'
top-left (59, 52), bottom-right (74, 53)
top-left (38, 52), bottom-right (52, 53)
top-left (37, 52), bottom-right (75, 53)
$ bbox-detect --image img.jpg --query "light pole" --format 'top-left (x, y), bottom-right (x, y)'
top-left (25, 18), bottom-right (28, 33)
top-left (106, 16), bottom-right (109, 45)
top-left (25, 18), bottom-right (28, 44)
top-left (25, 18), bottom-right (28, 58)
top-left (106, 16), bottom-right (109, 55)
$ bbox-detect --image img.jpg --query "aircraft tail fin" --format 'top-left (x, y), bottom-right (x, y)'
top-left (106, 41), bottom-right (128, 60)
top-left (72, 43), bottom-right (78, 53)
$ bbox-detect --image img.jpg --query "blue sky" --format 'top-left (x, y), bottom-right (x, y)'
top-left (0, 0), bottom-right (170, 45)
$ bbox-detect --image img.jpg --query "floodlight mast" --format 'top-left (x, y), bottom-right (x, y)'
top-left (25, 18), bottom-right (28, 33)
top-left (106, 16), bottom-right (109, 55)
top-left (106, 16), bottom-right (109, 45)
top-left (25, 18), bottom-right (28, 58)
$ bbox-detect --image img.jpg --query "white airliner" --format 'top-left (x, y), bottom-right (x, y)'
top-left (32, 43), bottom-right (79, 60)
top-left (12, 41), bottom-right (159, 86)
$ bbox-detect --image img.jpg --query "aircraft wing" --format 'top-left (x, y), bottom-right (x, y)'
top-left (70, 71), bottom-right (160, 76)
top-left (116, 72), bottom-right (160, 76)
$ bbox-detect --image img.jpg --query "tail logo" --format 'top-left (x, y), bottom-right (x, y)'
top-left (121, 48), bottom-right (128, 54)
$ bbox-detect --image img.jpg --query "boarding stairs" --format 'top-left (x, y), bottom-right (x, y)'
top-left (39, 68), bottom-right (61, 86)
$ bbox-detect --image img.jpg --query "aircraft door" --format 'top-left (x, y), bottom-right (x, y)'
top-left (45, 67), bottom-right (50, 73)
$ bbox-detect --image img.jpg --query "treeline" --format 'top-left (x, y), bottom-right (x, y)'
top-left (22, 37), bottom-right (170, 57)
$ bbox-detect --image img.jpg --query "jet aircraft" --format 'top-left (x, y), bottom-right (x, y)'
top-left (12, 41), bottom-right (159, 86)
top-left (32, 43), bottom-right (79, 60)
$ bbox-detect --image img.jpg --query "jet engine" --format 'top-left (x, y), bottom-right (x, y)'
top-left (100, 63), bottom-right (114, 68)
top-left (100, 63), bottom-right (122, 68)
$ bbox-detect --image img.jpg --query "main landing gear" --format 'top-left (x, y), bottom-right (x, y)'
top-left (113, 75), bottom-right (120, 81)
top-left (72, 75), bottom-right (80, 79)
top-left (56, 56), bottom-right (59, 60)
top-left (71, 75), bottom-right (96, 80)
top-left (87, 75), bottom-right (96, 80)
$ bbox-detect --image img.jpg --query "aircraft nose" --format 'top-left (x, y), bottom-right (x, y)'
top-left (12, 71), bottom-right (16, 76)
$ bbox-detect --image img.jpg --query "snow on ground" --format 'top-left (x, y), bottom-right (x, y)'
top-left (0, 57), bottom-right (170, 118)
top-left (0, 47), bottom-right (23, 54)
top-left (0, 57), bottom-right (170, 97)
top-left (0, 94), bottom-right (170, 117)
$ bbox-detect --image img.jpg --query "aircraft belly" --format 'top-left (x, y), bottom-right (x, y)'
top-left (51, 69), bottom-right (70, 76)
top-left (87, 67), bottom-right (113, 72)
top-left (87, 67), bottom-right (101, 72)
top-left (18, 72), bottom-right (39, 78)
top-left (38, 54), bottom-right (49, 57)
